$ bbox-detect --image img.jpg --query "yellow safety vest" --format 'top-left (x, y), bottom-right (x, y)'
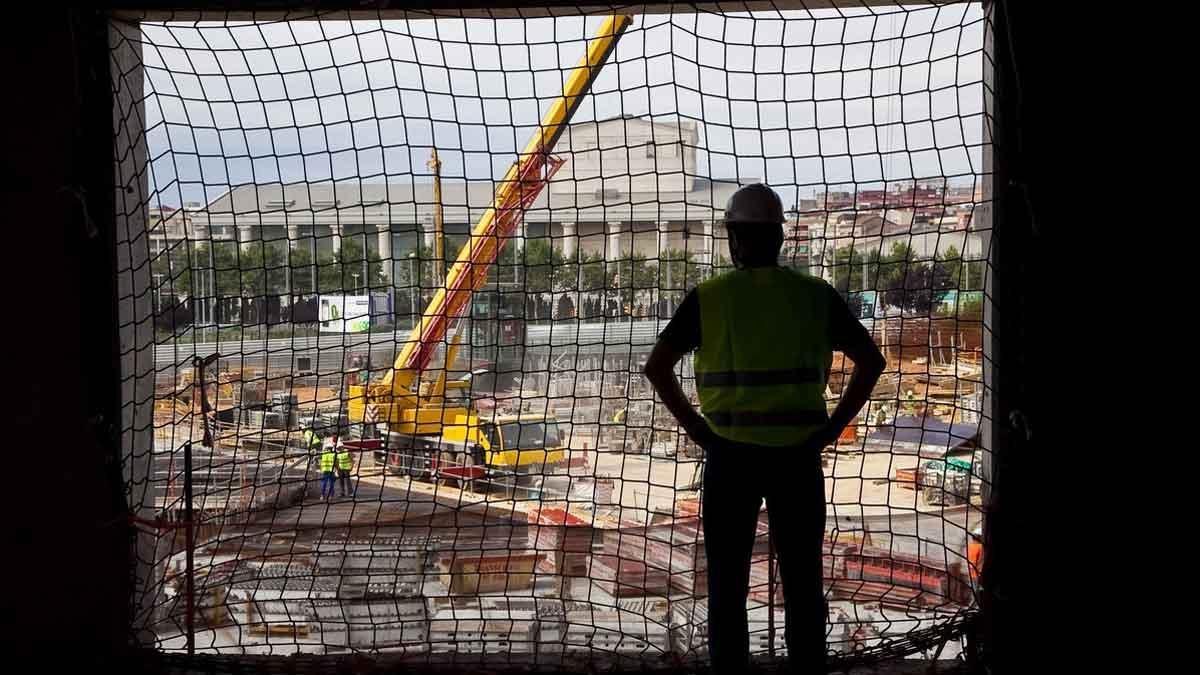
top-left (336, 449), bottom-right (353, 471)
top-left (319, 451), bottom-right (336, 473)
top-left (694, 267), bottom-right (833, 447)
top-left (303, 429), bottom-right (320, 450)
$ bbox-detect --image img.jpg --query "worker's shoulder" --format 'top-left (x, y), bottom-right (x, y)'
top-left (777, 266), bottom-right (832, 291)
top-left (698, 267), bottom-right (832, 294)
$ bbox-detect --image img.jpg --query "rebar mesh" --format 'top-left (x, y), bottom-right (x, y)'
top-left (111, 2), bottom-right (993, 669)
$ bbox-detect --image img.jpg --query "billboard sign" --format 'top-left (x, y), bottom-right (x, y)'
top-left (319, 295), bottom-right (372, 333)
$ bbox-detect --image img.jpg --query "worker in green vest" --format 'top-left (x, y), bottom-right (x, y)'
top-left (301, 424), bottom-right (321, 453)
top-left (644, 183), bottom-right (885, 675)
top-left (319, 438), bottom-right (337, 502)
top-left (335, 435), bottom-right (354, 498)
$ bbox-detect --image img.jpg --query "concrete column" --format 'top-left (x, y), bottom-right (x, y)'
top-left (561, 222), bottom-right (578, 260)
top-left (657, 222), bottom-right (673, 257)
top-left (421, 221), bottom-right (435, 250)
top-left (704, 220), bottom-right (715, 264)
top-left (330, 223), bottom-right (342, 253)
top-left (377, 225), bottom-right (392, 263)
top-left (237, 223), bottom-right (254, 250)
top-left (513, 220), bottom-right (527, 254)
top-left (607, 222), bottom-right (624, 260)
top-left (192, 214), bottom-right (210, 241)
top-left (282, 225), bottom-right (299, 297)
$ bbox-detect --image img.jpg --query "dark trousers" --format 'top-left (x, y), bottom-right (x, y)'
top-left (337, 468), bottom-right (352, 496)
top-left (320, 471), bottom-right (335, 499)
top-left (703, 444), bottom-right (827, 674)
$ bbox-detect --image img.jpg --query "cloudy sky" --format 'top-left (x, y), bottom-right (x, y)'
top-left (136, 4), bottom-right (986, 210)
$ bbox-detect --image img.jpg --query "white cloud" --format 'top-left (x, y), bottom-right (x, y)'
top-left (139, 4), bottom-right (986, 207)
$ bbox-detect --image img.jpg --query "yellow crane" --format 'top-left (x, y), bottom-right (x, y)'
top-left (347, 15), bottom-right (632, 495)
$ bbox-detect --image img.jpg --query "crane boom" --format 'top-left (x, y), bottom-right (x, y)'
top-left (380, 14), bottom-right (633, 396)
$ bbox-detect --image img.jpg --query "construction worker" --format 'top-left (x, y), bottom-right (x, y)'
top-left (301, 422), bottom-right (321, 454)
top-left (967, 524), bottom-right (984, 584)
top-left (319, 436), bottom-right (337, 502)
top-left (643, 183), bottom-right (885, 675)
top-left (335, 435), bottom-right (354, 498)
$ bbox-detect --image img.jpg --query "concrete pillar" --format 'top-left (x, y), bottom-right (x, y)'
top-left (287, 224), bottom-right (300, 247)
top-left (237, 223), bottom-right (254, 250)
top-left (330, 223), bottom-right (342, 253)
top-left (513, 220), bottom-right (527, 254)
top-left (607, 223), bottom-right (624, 260)
top-left (704, 220), bottom-right (715, 264)
top-left (377, 225), bottom-right (392, 264)
top-left (421, 221), bottom-right (435, 250)
top-left (657, 222), bottom-right (672, 257)
top-left (561, 222), bottom-right (578, 260)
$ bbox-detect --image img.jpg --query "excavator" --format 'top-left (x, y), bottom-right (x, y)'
top-left (346, 15), bottom-right (633, 499)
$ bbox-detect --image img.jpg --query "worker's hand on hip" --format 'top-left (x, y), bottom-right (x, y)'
top-left (804, 424), bottom-right (841, 453)
top-left (682, 417), bottom-right (721, 453)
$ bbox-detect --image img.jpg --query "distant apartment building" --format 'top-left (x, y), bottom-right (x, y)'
top-left (805, 181), bottom-right (988, 283)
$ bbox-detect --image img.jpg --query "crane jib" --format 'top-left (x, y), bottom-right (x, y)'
top-left (404, 151), bottom-right (568, 374)
top-left (380, 14), bottom-right (633, 390)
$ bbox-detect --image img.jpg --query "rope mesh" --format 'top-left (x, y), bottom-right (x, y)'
top-left (113, 2), bottom-right (993, 669)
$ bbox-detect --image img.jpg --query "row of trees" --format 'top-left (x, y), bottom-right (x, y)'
top-left (496, 241), bottom-right (719, 293)
top-left (828, 242), bottom-right (986, 316)
top-left (151, 238), bottom-right (732, 302)
top-left (150, 235), bottom-right (985, 320)
top-left (151, 239), bottom-right (389, 299)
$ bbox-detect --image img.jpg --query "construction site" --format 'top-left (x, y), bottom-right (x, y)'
top-left (147, 326), bottom-right (985, 661)
top-left (92, 2), bottom-right (999, 671)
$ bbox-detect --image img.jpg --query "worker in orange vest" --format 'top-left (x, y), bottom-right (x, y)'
top-left (967, 524), bottom-right (984, 583)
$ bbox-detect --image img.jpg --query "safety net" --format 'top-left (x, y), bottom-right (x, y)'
top-left (112, 1), bottom-right (993, 670)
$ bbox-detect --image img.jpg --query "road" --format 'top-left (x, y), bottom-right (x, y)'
top-left (154, 329), bottom-right (409, 373)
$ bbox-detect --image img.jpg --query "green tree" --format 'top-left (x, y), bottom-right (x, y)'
top-left (938, 245), bottom-right (963, 289)
top-left (521, 238), bottom-right (559, 293)
top-left (875, 242), bottom-right (917, 296)
top-left (288, 243), bottom-right (317, 295)
top-left (935, 244), bottom-right (986, 292)
top-left (150, 240), bottom-right (195, 299)
top-left (658, 249), bottom-right (708, 291)
top-left (578, 251), bottom-right (609, 292)
top-left (882, 260), bottom-right (953, 315)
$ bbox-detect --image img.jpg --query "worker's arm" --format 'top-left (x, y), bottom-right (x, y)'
top-left (816, 289), bottom-right (887, 449)
top-left (643, 339), bottom-right (719, 450)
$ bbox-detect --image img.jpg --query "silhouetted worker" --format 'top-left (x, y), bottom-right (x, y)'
top-left (644, 183), bottom-right (885, 674)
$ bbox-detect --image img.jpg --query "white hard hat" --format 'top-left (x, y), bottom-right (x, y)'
top-left (724, 183), bottom-right (786, 225)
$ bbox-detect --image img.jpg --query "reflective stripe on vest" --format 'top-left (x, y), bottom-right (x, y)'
top-left (705, 410), bottom-right (830, 428)
top-left (337, 451), bottom-right (352, 470)
top-left (694, 267), bottom-right (833, 447)
top-left (320, 452), bottom-right (336, 473)
top-left (695, 367), bottom-right (822, 388)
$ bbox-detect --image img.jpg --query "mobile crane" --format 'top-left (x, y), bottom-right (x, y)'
top-left (347, 15), bottom-right (633, 498)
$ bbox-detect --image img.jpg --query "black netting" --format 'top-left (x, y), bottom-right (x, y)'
top-left (112, 2), bottom-right (993, 669)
